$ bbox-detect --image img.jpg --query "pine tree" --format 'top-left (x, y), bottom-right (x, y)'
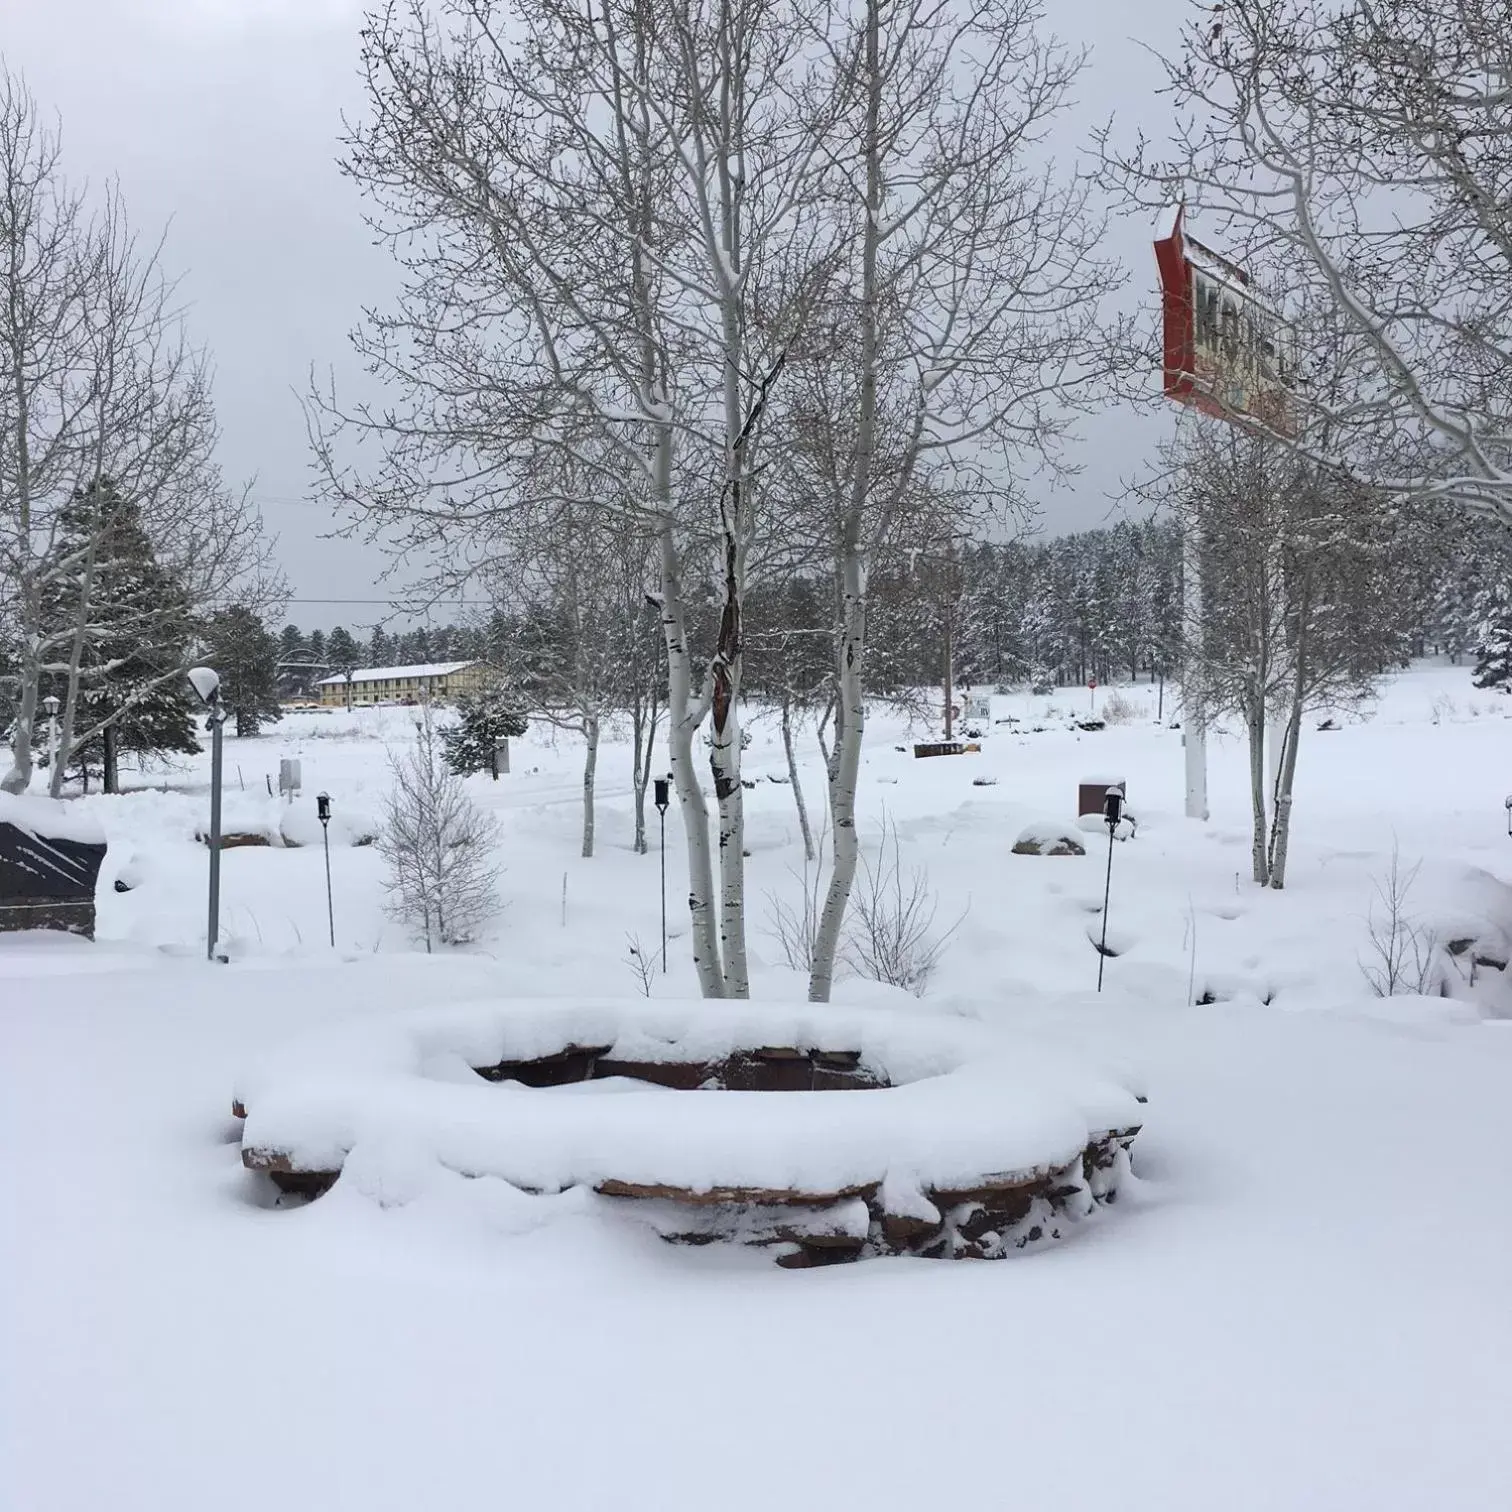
top-left (368, 625), bottom-right (393, 666)
top-left (1472, 581), bottom-right (1512, 690)
top-left (306, 628), bottom-right (328, 673)
top-left (275, 624), bottom-right (309, 698)
top-left (204, 607), bottom-right (284, 736)
top-left (441, 680), bottom-right (528, 777)
top-left (40, 478), bottom-right (199, 791)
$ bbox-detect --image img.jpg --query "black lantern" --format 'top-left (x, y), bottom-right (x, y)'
top-left (1504, 795), bottom-right (1512, 838)
top-left (654, 776), bottom-right (671, 815)
top-left (316, 793), bottom-right (335, 947)
top-left (1103, 785), bottom-right (1125, 828)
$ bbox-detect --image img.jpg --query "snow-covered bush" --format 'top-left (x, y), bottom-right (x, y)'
top-left (379, 712), bottom-right (501, 950)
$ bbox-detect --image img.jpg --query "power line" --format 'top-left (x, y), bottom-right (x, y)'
top-left (282, 597), bottom-right (480, 606)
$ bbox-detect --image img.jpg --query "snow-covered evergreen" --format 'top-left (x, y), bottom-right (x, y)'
top-left (441, 681), bottom-right (528, 777)
top-left (203, 607), bottom-right (283, 736)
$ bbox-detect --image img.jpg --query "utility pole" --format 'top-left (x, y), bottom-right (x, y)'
top-left (1182, 522), bottom-right (1209, 821)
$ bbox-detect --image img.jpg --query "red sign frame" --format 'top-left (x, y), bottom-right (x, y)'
top-left (1154, 209), bottom-right (1295, 432)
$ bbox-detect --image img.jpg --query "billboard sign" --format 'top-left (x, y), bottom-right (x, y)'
top-left (1155, 209), bottom-right (1296, 431)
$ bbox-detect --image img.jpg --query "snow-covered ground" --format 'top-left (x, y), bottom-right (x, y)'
top-left (6, 660), bottom-right (1512, 1510)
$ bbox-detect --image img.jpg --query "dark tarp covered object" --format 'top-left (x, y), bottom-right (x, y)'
top-left (0, 821), bottom-right (106, 938)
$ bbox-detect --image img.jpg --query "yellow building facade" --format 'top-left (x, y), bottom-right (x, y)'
top-left (316, 660), bottom-right (489, 708)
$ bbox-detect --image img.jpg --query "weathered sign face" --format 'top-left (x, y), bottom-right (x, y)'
top-left (1155, 211), bottom-right (1296, 433)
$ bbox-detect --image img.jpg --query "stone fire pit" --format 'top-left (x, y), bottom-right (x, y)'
top-left (233, 1000), bottom-right (1145, 1267)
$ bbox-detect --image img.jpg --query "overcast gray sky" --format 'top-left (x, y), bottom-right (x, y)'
top-left (3, 0), bottom-right (1186, 630)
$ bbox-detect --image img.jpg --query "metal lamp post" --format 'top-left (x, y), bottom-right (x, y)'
top-left (187, 667), bottom-right (227, 962)
top-left (41, 694), bottom-right (60, 771)
top-left (1096, 785), bottom-right (1126, 992)
top-left (317, 792), bottom-right (335, 947)
top-left (654, 774), bottom-right (672, 972)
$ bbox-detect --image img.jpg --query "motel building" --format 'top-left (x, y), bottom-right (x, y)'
top-left (316, 660), bottom-right (488, 709)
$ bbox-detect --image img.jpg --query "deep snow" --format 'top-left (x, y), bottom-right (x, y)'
top-left (5, 661), bottom-right (1512, 1510)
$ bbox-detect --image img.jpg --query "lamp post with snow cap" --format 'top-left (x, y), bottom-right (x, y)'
top-left (187, 666), bottom-right (227, 962)
top-left (654, 774), bottom-right (672, 972)
top-left (1096, 785), bottom-right (1125, 993)
top-left (41, 694), bottom-right (59, 771)
top-left (317, 792), bottom-right (335, 948)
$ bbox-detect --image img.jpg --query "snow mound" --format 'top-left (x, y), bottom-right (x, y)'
top-left (277, 802), bottom-right (379, 849)
top-left (235, 999), bottom-right (1146, 1264)
top-left (0, 791), bottom-right (105, 846)
top-left (1012, 821), bottom-right (1086, 856)
top-left (1075, 812), bottom-right (1136, 841)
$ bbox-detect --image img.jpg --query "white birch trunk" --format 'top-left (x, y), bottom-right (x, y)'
top-left (809, 552), bottom-right (867, 1000)
top-left (1247, 702), bottom-right (1270, 886)
top-left (580, 714), bottom-right (599, 859)
top-left (711, 690), bottom-right (749, 998)
top-left (630, 695), bottom-right (652, 856)
top-left (2, 618), bottom-right (39, 795)
top-left (656, 503), bottom-right (725, 998)
top-left (780, 699), bottom-right (815, 862)
top-left (1267, 699), bottom-right (1303, 890)
top-left (807, 0), bottom-right (881, 1002)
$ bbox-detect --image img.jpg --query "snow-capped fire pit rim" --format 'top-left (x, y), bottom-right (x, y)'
top-left (232, 998), bottom-right (1145, 1266)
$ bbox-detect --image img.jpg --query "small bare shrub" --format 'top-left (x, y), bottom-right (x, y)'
top-left (1360, 846), bottom-right (1442, 997)
top-left (624, 933), bottom-right (655, 997)
top-left (1100, 690), bottom-right (1141, 724)
top-left (765, 823), bottom-right (828, 973)
top-left (844, 817), bottom-right (965, 995)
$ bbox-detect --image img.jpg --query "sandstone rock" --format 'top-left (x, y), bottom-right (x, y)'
top-left (1012, 824), bottom-right (1086, 856)
top-left (474, 1045), bottom-right (610, 1086)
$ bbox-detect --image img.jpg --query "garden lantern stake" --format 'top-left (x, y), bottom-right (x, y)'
top-left (1096, 785), bottom-right (1125, 992)
top-left (186, 667), bottom-right (227, 962)
top-left (42, 693), bottom-right (59, 770)
top-left (1504, 794), bottom-right (1512, 838)
top-left (654, 774), bottom-right (672, 972)
top-left (317, 792), bottom-right (334, 948)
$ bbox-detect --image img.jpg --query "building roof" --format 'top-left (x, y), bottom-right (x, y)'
top-left (317, 660), bottom-right (478, 688)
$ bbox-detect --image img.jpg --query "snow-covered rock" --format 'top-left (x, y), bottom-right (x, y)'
top-left (1012, 821), bottom-right (1086, 856)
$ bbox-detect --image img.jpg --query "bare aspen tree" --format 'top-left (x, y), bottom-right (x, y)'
top-left (790, 0), bottom-right (1125, 999)
top-left (0, 70), bottom-right (281, 795)
top-left (1162, 418), bottom-right (1419, 888)
top-left (0, 71), bottom-right (94, 794)
top-left (1100, 0), bottom-right (1512, 519)
top-left (312, 0), bottom-right (838, 996)
top-left (497, 499), bottom-right (638, 859)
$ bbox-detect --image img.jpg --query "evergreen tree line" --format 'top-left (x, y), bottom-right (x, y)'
top-left (15, 502), bottom-right (1509, 794)
top-left (280, 510), bottom-right (1512, 724)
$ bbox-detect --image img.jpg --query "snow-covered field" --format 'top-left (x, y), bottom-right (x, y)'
top-left (6, 661), bottom-right (1512, 1510)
